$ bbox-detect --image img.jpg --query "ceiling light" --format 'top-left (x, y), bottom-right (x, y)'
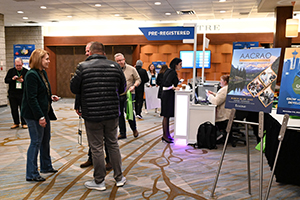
top-left (154, 2), bottom-right (161, 5)
top-left (23, 17), bottom-right (28, 20)
top-left (220, 10), bottom-right (226, 13)
top-left (114, 14), bottom-right (120, 17)
top-left (67, 15), bottom-right (72, 18)
top-left (95, 4), bottom-right (101, 7)
top-left (219, 0), bottom-right (226, 2)
top-left (40, 6), bottom-right (47, 9)
top-left (165, 13), bottom-right (171, 16)
top-left (17, 11), bottom-right (24, 14)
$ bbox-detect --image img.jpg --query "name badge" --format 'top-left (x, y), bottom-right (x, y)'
top-left (16, 81), bottom-right (22, 89)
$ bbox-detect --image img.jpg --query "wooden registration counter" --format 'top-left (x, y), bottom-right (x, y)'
top-left (174, 90), bottom-right (216, 144)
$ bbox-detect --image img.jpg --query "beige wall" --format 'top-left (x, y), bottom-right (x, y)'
top-left (0, 14), bottom-right (6, 106)
top-left (1, 26), bottom-right (43, 106)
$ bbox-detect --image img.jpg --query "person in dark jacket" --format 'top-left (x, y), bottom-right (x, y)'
top-left (156, 64), bottom-right (168, 116)
top-left (161, 58), bottom-right (182, 143)
top-left (4, 58), bottom-right (28, 129)
top-left (70, 42), bottom-right (127, 191)
top-left (135, 60), bottom-right (149, 119)
top-left (21, 49), bottom-right (60, 182)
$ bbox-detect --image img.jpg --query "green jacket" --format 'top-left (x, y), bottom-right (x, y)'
top-left (21, 68), bottom-right (56, 121)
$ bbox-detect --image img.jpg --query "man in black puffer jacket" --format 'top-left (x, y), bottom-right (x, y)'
top-left (70, 42), bottom-right (127, 191)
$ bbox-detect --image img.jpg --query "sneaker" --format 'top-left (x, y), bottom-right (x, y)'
top-left (84, 180), bottom-right (106, 191)
top-left (116, 177), bottom-right (126, 187)
top-left (136, 115), bottom-right (143, 119)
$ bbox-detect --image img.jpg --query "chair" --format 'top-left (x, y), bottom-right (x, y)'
top-left (229, 110), bottom-right (248, 147)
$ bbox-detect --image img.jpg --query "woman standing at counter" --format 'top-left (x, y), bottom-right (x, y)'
top-left (161, 58), bottom-right (182, 143)
top-left (21, 49), bottom-right (60, 182)
top-left (206, 74), bottom-right (231, 131)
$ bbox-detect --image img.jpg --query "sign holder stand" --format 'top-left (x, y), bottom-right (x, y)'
top-left (211, 109), bottom-right (265, 200)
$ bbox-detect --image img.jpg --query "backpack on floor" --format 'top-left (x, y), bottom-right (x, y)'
top-left (196, 121), bottom-right (217, 149)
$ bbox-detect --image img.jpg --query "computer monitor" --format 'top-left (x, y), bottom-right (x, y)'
top-left (196, 83), bottom-right (219, 102)
top-left (180, 50), bottom-right (211, 69)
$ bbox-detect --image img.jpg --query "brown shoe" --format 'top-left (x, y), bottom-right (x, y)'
top-left (22, 125), bottom-right (28, 129)
top-left (11, 124), bottom-right (19, 129)
top-left (105, 163), bottom-right (112, 171)
top-left (80, 160), bottom-right (92, 168)
top-left (133, 130), bottom-right (139, 138)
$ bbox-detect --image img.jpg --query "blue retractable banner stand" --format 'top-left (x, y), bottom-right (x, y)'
top-left (14, 44), bottom-right (35, 70)
top-left (277, 48), bottom-right (300, 116)
top-left (225, 48), bottom-right (281, 113)
top-left (139, 26), bottom-right (194, 41)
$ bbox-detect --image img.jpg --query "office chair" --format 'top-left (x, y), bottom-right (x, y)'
top-left (229, 110), bottom-right (248, 147)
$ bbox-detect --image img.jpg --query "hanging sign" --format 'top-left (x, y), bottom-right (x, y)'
top-left (139, 26), bottom-right (194, 41)
top-left (225, 48), bottom-right (281, 113)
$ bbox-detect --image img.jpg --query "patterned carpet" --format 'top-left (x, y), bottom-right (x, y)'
top-left (0, 98), bottom-right (299, 200)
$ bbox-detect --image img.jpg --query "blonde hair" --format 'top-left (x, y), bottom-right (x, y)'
top-left (29, 49), bottom-right (49, 70)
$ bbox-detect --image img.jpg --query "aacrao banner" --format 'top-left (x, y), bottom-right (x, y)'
top-left (225, 48), bottom-right (281, 113)
top-left (277, 48), bottom-right (300, 116)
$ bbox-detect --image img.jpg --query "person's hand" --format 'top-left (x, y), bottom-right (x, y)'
top-left (16, 77), bottom-right (24, 82)
top-left (129, 86), bottom-right (135, 92)
top-left (51, 95), bottom-right (61, 102)
top-left (174, 86), bottom-right (180, 91)
top-left (207, 90), bottom-right (214, 95)
top-left (39, 118), bottom-right (47, 127)
top-left (12, 75), bottom-right (18, 80)
top-left (76, 109), bottom-right (82, 116)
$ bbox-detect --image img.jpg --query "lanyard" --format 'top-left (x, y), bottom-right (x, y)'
top-left (16, 68), bottom-right (23, 77)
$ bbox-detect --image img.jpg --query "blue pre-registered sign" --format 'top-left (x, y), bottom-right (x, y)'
top-left (139, 26), bottom-right (194, 41)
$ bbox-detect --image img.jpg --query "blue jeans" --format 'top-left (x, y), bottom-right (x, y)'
top-left (25, 117), bottom-right (54, 179)
top-left (119, 94), bottom-right (136, 137)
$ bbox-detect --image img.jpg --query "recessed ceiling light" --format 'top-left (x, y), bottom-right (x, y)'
top-left (23, 17), bottom-right (28, 20)
top-left (17, 11), bottom-right (24, 14)
top-left (114, 14), bottom-right (120, 17)
top-left (95, 4), bottom-right (101, 7)
top-left (154, 2), bottom-right (161, 5)
top-left (219, 0), bottom-right (226, 2)
top-left (165, 13), bottom-right (171, 16)
top-left (220, 10), bottom-right (226, 13)
top-left (67, 15), bottom-right (73, 18)
top-left (40, 6), bottom-right (47, 9)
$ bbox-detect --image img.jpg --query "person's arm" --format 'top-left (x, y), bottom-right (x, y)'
top-left (208, 86), bottom-right (227, 106)
top-left (70, 64), bottom-right (82, 95)
top-left (129, 67), bottom-right (141, 92)
top-left (24, 72), bottom-right (45, 120)
top-left (4, 68), bottom-right (17, 84)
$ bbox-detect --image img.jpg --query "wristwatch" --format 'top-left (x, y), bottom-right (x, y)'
top-left (39, 117), bottom-right (45, 121)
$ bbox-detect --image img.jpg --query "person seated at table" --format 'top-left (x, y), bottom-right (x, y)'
top-left (206, 75), bottom-right (231, 131)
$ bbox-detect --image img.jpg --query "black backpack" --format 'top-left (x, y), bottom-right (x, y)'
top-left (196, 121), bottom-right (217, 149)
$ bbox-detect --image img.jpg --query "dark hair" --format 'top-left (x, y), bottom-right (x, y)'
top-left (90, 42), bottom-right (105, 54)
top-left (148, 63), bottom-right (156, 74)
top-left (159, 64), bottom-right (168, 74)
top-left (221, 74), bottom-right (230, 83)
top-left (169, 58), bottom-right (182, 70)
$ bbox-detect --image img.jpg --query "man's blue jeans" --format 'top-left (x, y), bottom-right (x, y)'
top-left (25, 117), bottom-right (54, 179)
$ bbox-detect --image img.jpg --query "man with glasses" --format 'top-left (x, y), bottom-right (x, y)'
top-left (4, 58), bottom-right (28, 129)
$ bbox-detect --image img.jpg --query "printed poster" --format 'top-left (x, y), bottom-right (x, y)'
top-left (225, 48), bottom-right (281, 113)
top-left (277, 48), bottom-right (300, 116)
top-left (14, 44), bottom-right (35, 70)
